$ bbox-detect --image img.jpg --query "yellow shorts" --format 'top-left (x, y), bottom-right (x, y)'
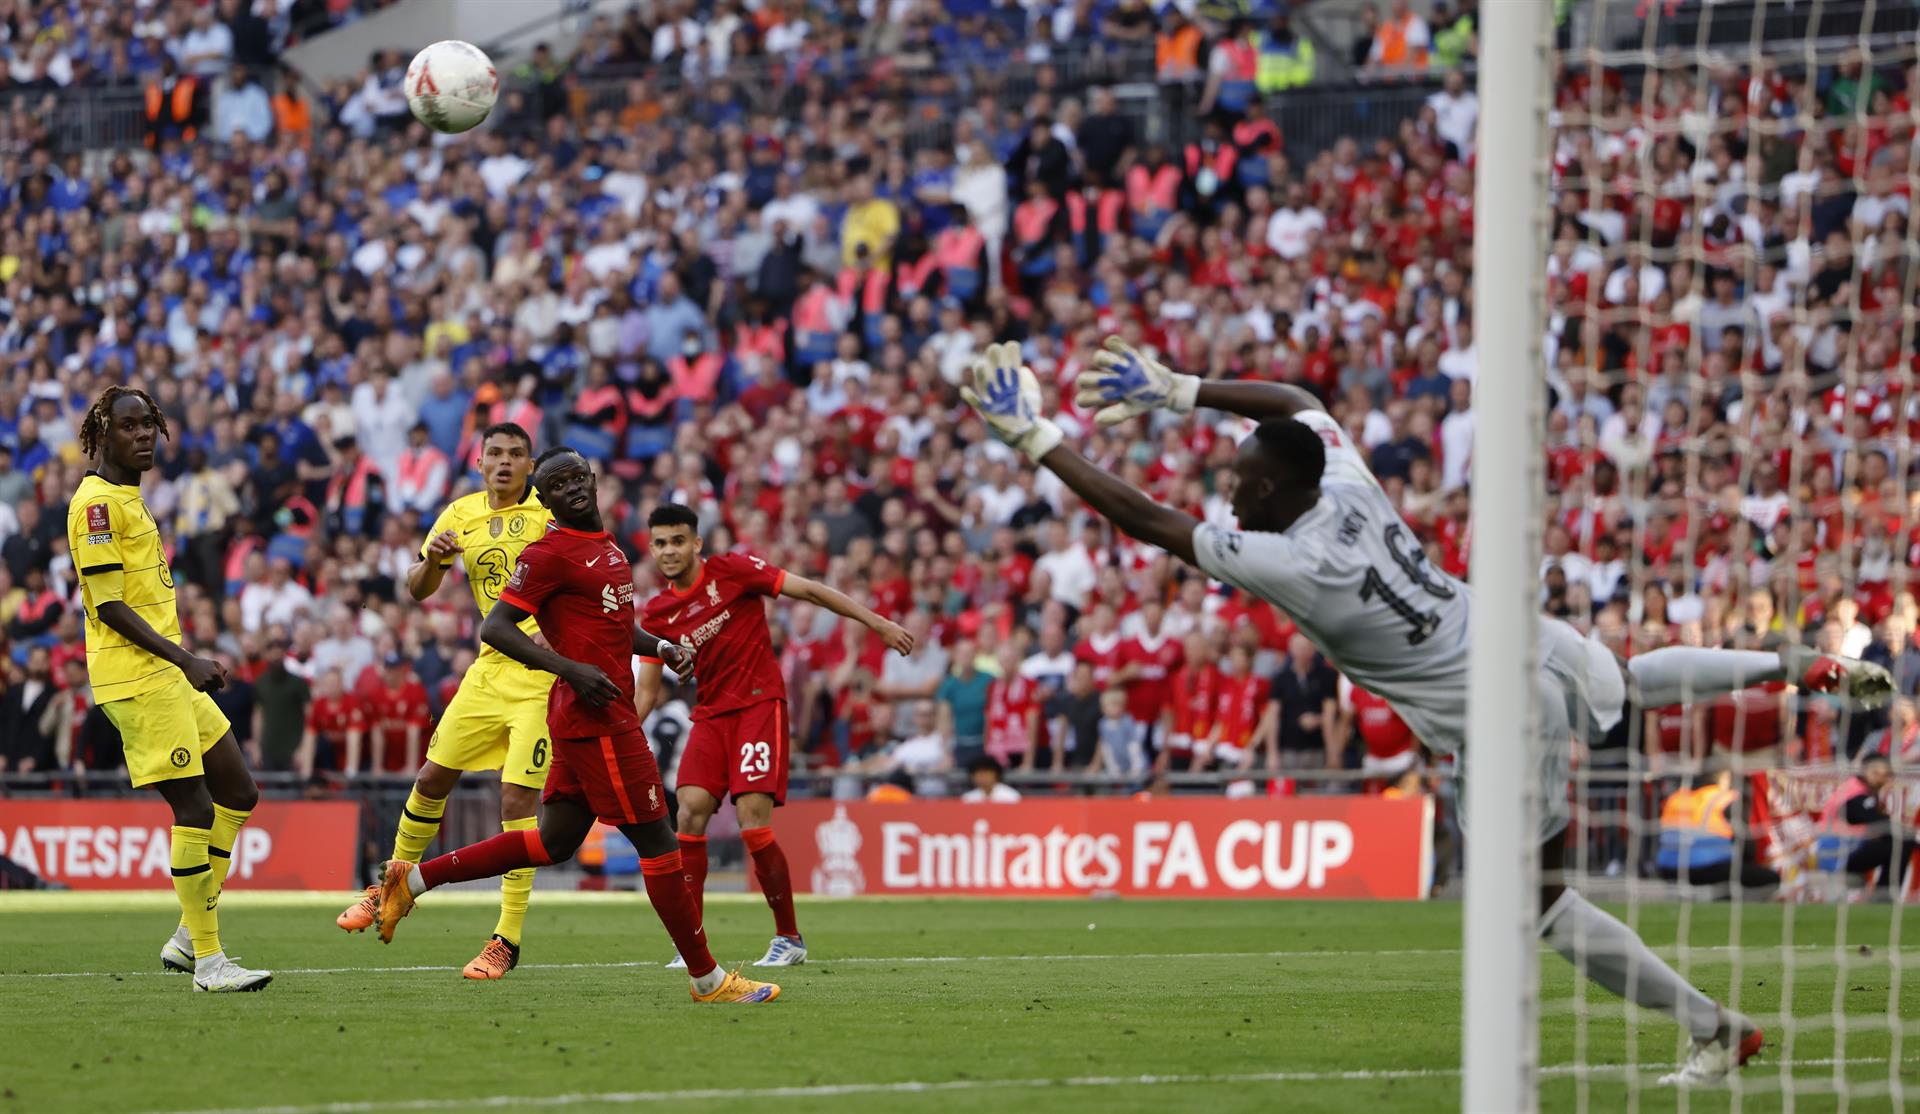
top-left (426, 654), bottom-right (554, 789)
top-left (102, 677), bottom-right (233, 788)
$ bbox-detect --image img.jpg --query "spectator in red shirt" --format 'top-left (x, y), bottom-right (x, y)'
top-left (299, 667), bottom-right (366, 778)
top-left (1072, 601), bottom-right (1126, 686)
top-left (1118, 599), bottom-right (1185, 735)
top-left (362, 651), bottom-right (431, 773)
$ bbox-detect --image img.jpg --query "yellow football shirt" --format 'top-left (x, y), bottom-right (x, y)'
top-left (67, 472), bottom-right (183, 703)
top-left (424, 489), bottom-right (552, 660)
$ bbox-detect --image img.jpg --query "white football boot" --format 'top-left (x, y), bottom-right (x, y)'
top-left (752, 935), bottom-right (808, 967)
top-left (160, 926), bottom-right (194, 973)
top-left (1658, 1013), bottom-right (1764, 1086)
top-left (191, 952), bottom-right (273, 993)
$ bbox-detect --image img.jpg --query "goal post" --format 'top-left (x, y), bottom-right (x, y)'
top-left (1463, 2), bottom-right (1554, 1110)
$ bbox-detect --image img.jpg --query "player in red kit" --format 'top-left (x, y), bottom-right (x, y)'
top-left (369, 451), bottom-right (778, 1004)
top-left (641, 502), bottom-right (913, 969)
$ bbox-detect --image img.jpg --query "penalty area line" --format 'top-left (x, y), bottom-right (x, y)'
top-left (141, 1057), bottom-right (1920, 1114)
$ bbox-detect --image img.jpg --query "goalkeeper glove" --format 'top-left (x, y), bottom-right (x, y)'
top-left (1073, 335), bottom-right (1200, 427)
top-left (960, 341), bottom-right (1064, 463)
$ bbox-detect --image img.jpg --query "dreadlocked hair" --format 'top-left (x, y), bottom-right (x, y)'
top-left (79, 386), bottom-right (169, 459)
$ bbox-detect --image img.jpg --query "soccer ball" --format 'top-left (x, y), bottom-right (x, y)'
top-left (406, 40), bottom-right (497, 134)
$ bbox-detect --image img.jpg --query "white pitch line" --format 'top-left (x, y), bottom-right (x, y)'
top-left (14, 943), bottom-right (1917, 980)
top-left (139, 1058), bottom-right (1920, 1114)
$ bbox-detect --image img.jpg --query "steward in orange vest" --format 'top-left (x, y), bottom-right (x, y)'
top-left (144, 57), bottom-right (204, 147)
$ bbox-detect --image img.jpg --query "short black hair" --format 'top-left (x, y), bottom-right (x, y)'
top-left (481, 421), bottom-right (533, 452)
top-left (1250, 419), bottom-right (1326, 488)
top-left (648, 503), bottom-right (699, 531)
top-left (967, 755), bottom-right (1004, 779)
top-left (533, 446), bottom-right (582, 469)
top-left (1863, 754), bottom-right (1893, 771)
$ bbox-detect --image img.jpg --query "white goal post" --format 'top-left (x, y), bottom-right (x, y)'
top-left (1464, 2), bottom-right (1554, 1110)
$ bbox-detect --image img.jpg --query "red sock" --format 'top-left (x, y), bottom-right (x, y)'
top-left (420, 829), bottom-right (549, 889)
top-left (641, 851), bottom-right (717, 978)
top-left (741, 826), bottom-right (799, 939)
top-left (678, 833), bottom-right (709, 920)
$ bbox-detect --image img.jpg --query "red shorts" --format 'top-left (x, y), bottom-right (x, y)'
top-left (543, 730), bottom-right (669, 826)
top-left (678, 699), bottom-right (790, 805)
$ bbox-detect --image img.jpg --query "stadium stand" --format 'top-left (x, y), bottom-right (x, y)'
top-left (0, 0), bottom-right (1913, 890)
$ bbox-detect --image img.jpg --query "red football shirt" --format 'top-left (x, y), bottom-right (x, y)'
top-left (1119, 632), bottom-right (1185, 723)
top-left (497, 526), bottom-right (641, 741)
top-left (640, 551), bottom-right (788, 721)
top-left (307, 695), bottom-right (365, 770)
top-left (1347, 684), bottom-right (1415, 760)
top-left (1210, 674), bottom-right (1269, 750)
top-left (1168, 663), bottom-right (1218, 742)
top-left (985, 672), bottom-right (1038, 757)
top-left (1073, 632), bottom-right (1125, 686)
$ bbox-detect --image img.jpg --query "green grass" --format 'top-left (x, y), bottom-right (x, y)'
top-left (1, 893), bottom-right (1916, 1113)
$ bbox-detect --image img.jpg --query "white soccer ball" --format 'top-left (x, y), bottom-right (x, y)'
top-left (406, 40), bottom-right (497, 134)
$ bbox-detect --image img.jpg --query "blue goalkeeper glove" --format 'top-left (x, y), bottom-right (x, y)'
top-left (960, 341), bottom-right (1063, 463)
top-left (1073, 336), bottom-right (1200, 427)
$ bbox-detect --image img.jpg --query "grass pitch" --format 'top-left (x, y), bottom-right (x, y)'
top-left (1, 893), bottom-right (1915, 1113)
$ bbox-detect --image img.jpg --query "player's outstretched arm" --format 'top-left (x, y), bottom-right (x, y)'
top-left (1042, 443), bottom-right (1200, 567)
top-left (1074, 336), bottom-right (1325, 426)
top-left (964, 343), bottom-right (1201, 566)
top-left (480, 600), bottom-right (621, 707)
top-left (781, 575), bottom-right (916, 656)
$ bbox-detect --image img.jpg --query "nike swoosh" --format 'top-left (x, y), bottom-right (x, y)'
top-left (669, 611), bottom-right (682, 624)
top-left (746, 774), bottom-right (767, 781)
top-left (585, 557), bottom-right (601, 567)
top-left (523, 767), bottom-right (542, 775)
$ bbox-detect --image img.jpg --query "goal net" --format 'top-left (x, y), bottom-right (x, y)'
top-left (1470, 0), bottom-right (1920, 1106)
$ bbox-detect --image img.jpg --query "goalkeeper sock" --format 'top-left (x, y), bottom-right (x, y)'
top-left (742, 827), bottom-right (799, 939)
top-left (392, 788), bottom-right (448, 862)
top-left (170, 826), bottom-right (222, 959)
top-left (181, 804), bottom-right (250, 933)
top-left (1627, 648), bottom-right (1784, 707)
top-left (677, 833), bottom-right (709, 921)
top-left (494, 816), bottom-right (539, 946)
top-left (1541, 890), bottom-right (1720, 1041)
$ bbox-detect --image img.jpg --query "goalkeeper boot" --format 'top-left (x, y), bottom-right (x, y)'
top-left (690, 969), bottom-right (780, 1004)
top-left (160, 925), bottom-right (193, 973)
top-left (1658, 1011), bottom-right (1763, 1087)
top-left (752, 935), bottom-right (808, 967)
top-left (463, 934), bottom-right (520, 980)
top-left (336, 885), bottom-right (379, 933)
top-left (1783, 645), bottom-right (1895, 709)
top-left (372, 859), bottom-right (418, 944)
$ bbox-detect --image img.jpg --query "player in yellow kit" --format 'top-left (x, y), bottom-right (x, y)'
top-left (68, 387), bottom-right (270, 992)
top-left (336, 422), bottom-right (556, 979)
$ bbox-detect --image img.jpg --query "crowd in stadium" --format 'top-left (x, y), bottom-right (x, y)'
top-left (0, 0), bottom-right (1914, 800)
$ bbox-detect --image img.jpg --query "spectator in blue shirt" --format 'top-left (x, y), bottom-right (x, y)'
top-left (49, 154), bottom-right (91, 214)
top-left (213, 64), bottom-right (274, 145)
top-left (642, 272), bottom-right (708, 366)
top-left (418, 371), bottom-right (473, 459)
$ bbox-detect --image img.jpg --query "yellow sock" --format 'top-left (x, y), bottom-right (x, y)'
top-left (182, 804), bottom-right (251, 932)
top-left (392, 789), bottom-right (448, 863)
top-left (170, 826), bottom-right (221, 959)
top-left (494, 816), bottom-right (538, 946)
